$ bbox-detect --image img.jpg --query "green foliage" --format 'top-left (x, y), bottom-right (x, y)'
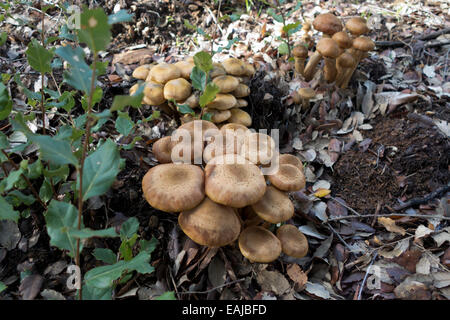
top-left (0, 282), bottom-right (6, 293)
top-left (26, 39), bottom-right (54, 73)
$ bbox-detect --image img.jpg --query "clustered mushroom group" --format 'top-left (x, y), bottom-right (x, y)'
top-left (141, 120), bottom-right (309, 263)
top-left (292, 13), bottom-right (375, 89)
top-left (130, 56), bottom-right (255, 127)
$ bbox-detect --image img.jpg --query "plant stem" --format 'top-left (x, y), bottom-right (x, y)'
top-left (41, 4), bottom-right (46, 134)
top-left (75, 54), bottom-right (98, 300)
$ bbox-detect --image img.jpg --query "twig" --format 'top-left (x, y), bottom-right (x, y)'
top-left (330, 196), bottom-right (361, 216)
top-left (326, 222), bottom-right (353, 252)
top-left (393, 185), bottom-right (450, 211)
top-left (375, 28), bottom-right (450, 48)
top-left (177, 278), bottom-right (245, 295)
top-left (357, 251), bottom-right (378, 300)
top-left (326, 212), bottom-right (450, 222)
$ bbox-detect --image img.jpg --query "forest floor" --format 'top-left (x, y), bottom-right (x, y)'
top-left (0, 0), bottom-right (449, 300)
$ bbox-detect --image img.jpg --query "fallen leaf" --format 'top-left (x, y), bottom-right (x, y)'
top-left (286, 264), bottom-right (308, 292)
top-left (378, 217), bottom-right (406, 235)
top-left (256, 270), bottom-right (291, 296)
top-left (394, 280), bottom-right (431, 300)
top-left (414, 225), bottom-right (433, 241)
top-left (19, 274), bottom-right (43, 300)
top-left (314, 188), bottom-right (331, 198)
top-left (304, 282), bottom-right (331, 299)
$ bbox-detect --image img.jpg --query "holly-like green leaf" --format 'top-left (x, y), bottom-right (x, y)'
top-left (0, 195), bottom-right (20, 222)
top-left (202, 112), bottom-right (212, 121)
top-left (190, 66), bottom-right (206, 91)
top-left (80, 139), bottom-right (121, 201)
top-left (30, 135), bottom-right (78, 166)
top-left (193, 51), bottom-right (213, 74)
top-left (110, 84), bottom-right (144, 112)
top-left (82, 285), bottom-right (112, 300)
top-left (199, 82), bottom-right (220, 107)
top-left (115, 111), bottom-right (134, 136)
top-left (55, 45), bottom-right (92, 94)
top-left (4, 168), bottom-right (23, 192)
top-left (92, 248), bottom-right (117, 265)
top-left (77, 8), bottom-right (111, 53)
top-left (7, 190), bottom-right (36, 206)
top-left (120, 217), bottom-right (139, 239)
top-left (26, 39), bottom-right (54, 73)
top-left (84, 251), bottom-right (154, 289)
top-left (278, 42), bottom-right (289, 55)
top-left (140, 237), bottom-right (158, 255)
top-left (177, 103), bottom-right (195, 115)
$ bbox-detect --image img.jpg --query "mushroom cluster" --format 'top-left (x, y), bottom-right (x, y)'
top-left (292, 13), bottom-right (375, 88)
top-left (130, 56), bottom-right (256, 127)
top-left (142, 120), bottom-right (310, 263)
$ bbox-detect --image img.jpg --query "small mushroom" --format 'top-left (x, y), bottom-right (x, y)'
top-left (210, 63), bottom-right (227, 78)
top-left (332, 31), bottom-right (353, 56)
top-left (206, 93), bottom-right (237, 110)
top-left (345, 17), bottom-right (370, 39)
top-left (205, 154), bottom-right (266, 208)
top-left (212, 75), bottom-right (240, 93)
top-left (228, 108), bottom-right (252, 127)
top-left (142, 163), bottom-right (205, 212)
top-left (276, 224), bottom-right (309, 258)
top-left (132, 64), bottom-right (153, 80)
top-left (163, 78), bottom-right (192, 101)
top-left (335, 52), bottom-right (355, 87)
top-left (206, 108), bottom-right (232, 124)
top-left (238, 226), bottom-right (282, 263)
top-left (340, 36), bottom-right (375, 89)
top-left (178, 197), bottom-right (241, 247)
top-left (147, 63), bottom-right (181, 84)
top-left (278, 154), bottom-right (304, 173)
top-left (174, 60), bottom-right (195, 79)
top-left (235, 99), bottom-right (248, 108)
top-left (251, 186), bottom-right (294, 224)
top-left (231, 83), bottom-right (250, 98)
top-left (240, 132), bottom-right (276, 165)
top-left (268, 163), bottom-right (305, 191)
top-left (143, 81), bottom-right (166, 106)
top-left (152, 136), bottom-right (172, 163)
top-left (222, 58), bottom-right (246, 76)
top-left (297, 87), bottom-right (316, 111)
top-left (316, 38), bottom-right (340, 82)
top-left (292, 44), bottom-right (309, 76)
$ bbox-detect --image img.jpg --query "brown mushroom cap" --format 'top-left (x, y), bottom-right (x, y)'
top-left (292, 45), bottom-right (308, 58)
top-left (207, 109), bottom-right (232, 124)
top-left (143, 81), bottom-right (166, 106)
top-left (312, 13), bottom-right (343, 36)
top-left (332, 31), bottom-right (353, 49)
top-left (210, 63), bottom-right (227, 78)
top-left (298, 87), bottom-right (316, 100)
top-left (147, 63), bottom-right (181, 84)
top-left (239, 226), bottom-right (282, 263)
top-left (243, 62), bottom-right (256, 77)
top-left (212, 75), bottom-right (240, 93)
top-left (228, 108), bottom-right (252, 127)
top-left (174, 60), bottom-right (195, 79)
top-left (206, 93), bottom-right (237, 110)
top-left (276, 224), bottom-right (309, 258)
top-left (316, 38), bottom-right (340, 59)
top-left (179, 197), bottom-right (241, 247)
top-left (203, 130), bottom-right (245, 163)
top-left (163, 78), bottom-right (192, 101)
top-left (251, 186), bottom-right (294, 224)
top-left (179, 92), bottom-right (200, 109)
top-left (231, 83), bottom-right (250, 98)
top-left (152, 136), bottom-right (172, 163)
top-left (337, 52), bottom-right (355, 68)
top-left (222, 58), bottom-right (246, 76)
top-left (345, 17), bottom-right (370, 37)
top-left (268, 163), bottom-right (306, 191)
top-left (353, 36), bottom-right (375, 52)
top-left (132, 65), bottom-right (152, 80)
top-left (240, 132), bottom-right (276, 165)
top-left (220, 123), bottom-right (251, 136)
top-left (278, 154), bottom-right (304, 172)
top-left (142, 164), bottom-right (205, 212)
top-left (129, 83), bottom-right (139, 96)
top-left (205, 154), bottom-right (266, 208)
top-left (235, 99), bottom-right (248, 108)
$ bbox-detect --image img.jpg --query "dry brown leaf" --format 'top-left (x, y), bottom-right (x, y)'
top-left (378, 217), bottom-right (406, 235)
top-left (286, 264), bottom-right (308, 292)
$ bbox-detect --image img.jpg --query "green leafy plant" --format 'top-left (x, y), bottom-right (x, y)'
top-left (0, 5), bottom-right (167, 300)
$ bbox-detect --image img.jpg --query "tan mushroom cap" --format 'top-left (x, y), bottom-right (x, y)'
top-left (163, 78), bottom-right (192, 101)
top-left (220, 123), bottom-right (251, 136)
top-left (316, 38), bottom-right (340, 59)
top-left (210, 63), bottom-right (227, 78)
top-left (231, 83), bottom-right (250, 98)
top-left (268, 163), bottom-right (306, 191)
top-left (228, 108), bottom-right (252, 127)
top-left (203, 131), bottom-right (245, 163)
top-left (205, 154), bottom-right (266, 208)
top-left (278, 154), bottom-right (304, 173)
top-left (243, 62), bottom-right (256, 77)
top-left (345, 17), bottom-right (370, 37)
top-left (240, 132), bottom-right (276, 165)
top-left (235, 99), bottom-right (248, 108)
top-left (276, 224), bottom-right (309, 258)
top-left (222, 58), bottom-right (246, 76)
top-left (332, 31), bottom-right (353, 49)
top-left (152, 136), bottom-right (172, 163)
top-left (179, 197), bottom-right (241, 247)
top-left (129, 83), bottom-right (139, 96)
top-left (147, 63), bottom-right (181, 84)
top-left (179, 92), bottom-right (200, 109)
top-left (212, 75), bottom-right (240, 93)
top-left (142, 164), bottom-right (205, 212)
top-left (298, 87), bottom-right (316, 100)
top-left (174, 60), bottom-right (195, 79)
top-left (337, 52), bottom-right (355, 68)
top-left (353, 36), bottom-right (375, 52)
top-left (207, 109), bottom-right (232, 124)
top-left (206, 93), bottom-right (237, 110)
top-left (251, 186), bottom-right (294, 224)
top-left (239, 226), bottom-right (282, 263)
top-left (313, 13), bottom-right (343, 36)
top-left (292, 45), bottom-right (308, 58)
top-left (143, 81), bottom-right (166, 106)
top-left (132, 65), bottom-right (152, 80)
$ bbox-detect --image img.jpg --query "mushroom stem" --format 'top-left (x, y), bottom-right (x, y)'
top-left (303, 51), bottom-right (322, 81)
top-left (323, 56), bottom-right (337, 83)
top-left (301, 97), bottom-right (310, 111)
top-left (294, 57), bottom-right (307, 76)
top-left (339, 50), bottom-right (364, 89)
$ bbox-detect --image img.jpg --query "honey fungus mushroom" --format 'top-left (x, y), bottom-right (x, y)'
top-left (142, 163), bottom-right (205, 212)
top-left (276, 224), bottom-right (309, 258)
top-left (268, 163), bottom-right (306, 191)
top-left (205, 154), bottom-right (266, 208)
top-left (178, 197), bottom-right (241, 247)
top-left (239, 226), bottom-right (282, 263)
top-left (152, 136), bottom-right (172, 164)
top-left (163, 78), bottom-right (192, 101)
top-left (147, 63), bottom-right (181, 84)
top-left (251, 186), bottom-right (294, 224)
